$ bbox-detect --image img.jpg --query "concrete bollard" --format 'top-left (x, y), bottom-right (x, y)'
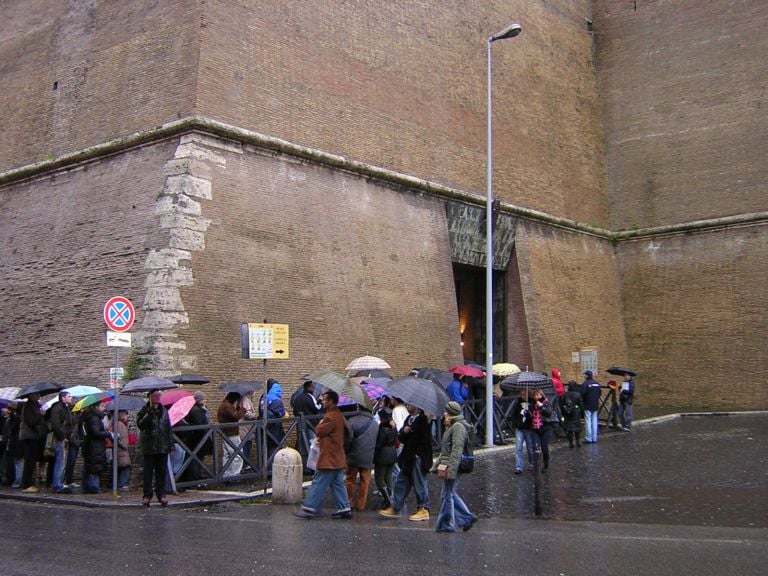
top-left (271, 448), bottom-right (304, 504)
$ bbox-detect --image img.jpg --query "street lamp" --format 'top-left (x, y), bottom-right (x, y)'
top-left (485, 22), bottom-right (522, 448)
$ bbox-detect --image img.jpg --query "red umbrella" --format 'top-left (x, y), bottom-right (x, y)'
top-left (159, 389), bottom-right (193, 406)
top-left (449, 365), bottom-right (485, 378)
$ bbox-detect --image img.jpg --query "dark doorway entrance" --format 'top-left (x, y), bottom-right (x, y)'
top-left (453, 263), bottom-right (505, 365)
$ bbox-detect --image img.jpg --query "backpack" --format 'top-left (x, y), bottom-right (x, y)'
top-left (562, 398), bottom-right (577, 417)
top-left (458, 422), bottom-right (475, 474)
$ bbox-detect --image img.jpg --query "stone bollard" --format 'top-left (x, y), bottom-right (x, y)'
top-left (271, 448), bottom-right (304, 504)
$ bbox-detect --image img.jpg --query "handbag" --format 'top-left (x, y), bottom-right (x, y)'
top-left (43, 431), bottom-right (56, 459)
top-left (306, 437), bottom-right (320, 471)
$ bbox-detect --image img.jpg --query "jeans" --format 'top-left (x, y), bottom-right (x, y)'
top-left (82, 469), bottom-right (101, 493)
top-left (584, 410), bottom-right (599, 442)
top-left (391, 456), bottom-right (429, 512)
top-left (12, 458), bottom-right (23, 488)
top-left (531, 427), bottom-right (552, 467)
top-left (65, 442), bottom-right (79, 485)
top-left (435, 478), bottom-right (477, 532)
top-left (619, 402), bottom-right (633, 429)
top-left (118, 466), bottom-right (131, 489)
top-left (52, 439), bottom-right (67, 491)
top-left (514, 429), bottom-right (534, 471)
top-left (302, 468), bottom-right (350, 514)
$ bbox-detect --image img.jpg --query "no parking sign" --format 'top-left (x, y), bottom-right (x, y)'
top-left (103, 296), bottom-right (135, 333)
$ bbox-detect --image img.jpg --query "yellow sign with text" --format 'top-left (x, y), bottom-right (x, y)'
top-left (247, 323), bottom-right (290, 359)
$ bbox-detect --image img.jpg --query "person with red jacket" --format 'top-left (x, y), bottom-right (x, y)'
top-left (551, 368), bottom-right (566, 398)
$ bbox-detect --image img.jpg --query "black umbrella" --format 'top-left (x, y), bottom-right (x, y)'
top-left (104, 395), bottom-right (147, 411)
top-left (499, 371), bottom-right (552, 393)
top-left (219, 380), bottom-right (263, 395)
top-left (606, 367), bottom-right (636, 377)
top-left (385, 376), bottom-right (450, 416)
top-left (415, 368), bottom-right (453, 388)
top-left (17, 381), bottom-right (64, 398)
top-left (121, 376), bottom-right (178, 394)
top-left (168, 374), bottom-right (210, 385)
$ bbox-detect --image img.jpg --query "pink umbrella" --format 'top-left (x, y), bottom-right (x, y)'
top-left (338, 379), bottom-right (388, 407)
top-left (168, 395), bottom-right (196, 426)
top-left (160, 389), bottom-right (193, 406)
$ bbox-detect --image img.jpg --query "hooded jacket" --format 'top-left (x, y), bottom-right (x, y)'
top-left (551, 369), bottom-right (565, 397)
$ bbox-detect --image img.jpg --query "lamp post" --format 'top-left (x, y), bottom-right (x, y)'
top-left (485, 22), bottom-right (522, 447)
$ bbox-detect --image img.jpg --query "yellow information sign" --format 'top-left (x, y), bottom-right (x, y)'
top-left (247, 323), bottom-right (290, 359)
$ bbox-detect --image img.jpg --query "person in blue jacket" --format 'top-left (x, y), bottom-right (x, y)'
top-left (446, 374), bottom-right (469, 404)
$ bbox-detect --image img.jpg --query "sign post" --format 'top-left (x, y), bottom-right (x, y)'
top-left (103, 296), bottom-right (135, 496)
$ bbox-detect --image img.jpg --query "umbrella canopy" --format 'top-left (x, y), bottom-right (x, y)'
top-left (449, 365), bottom-right (485, 378)
top-left (500, 371), bottom-right (553, 395)
top-left (606, 366), bottom-right (636, 377)
top-left (73, 391), bottom-right (114, 412)
top-left (345, 355), bottom-right (391, 371)
top-left (0, 387), bottom-right (21, 408)
top-left (167, 374), bottom-right (210, 385)
top-left (385, 376), bottom-right (450, 416)
top-left (104, 395), bottom-right (147, 411)
top-left (306, 369), bottom-right (372, 409)
top-left (17, 381), bottom-right (64, 399)
top-left (492, 363), bottom-right (521, 377)
top-left (41, 385), bottom-right (104, 411)
top-left (339, 378), bottom-right (389, 407)
top-left (351, 369), bottom-right (392, 379)
top-left (160, 389), bottom-right (194, 406)
top-left (121, 376), bottom-right (178, 394)
top-left (168, 395), bottom-right (196, 426)
top-left (218, 380), bottom-right (262, 395)
top-left (415, 368), bottom-right (453, 388)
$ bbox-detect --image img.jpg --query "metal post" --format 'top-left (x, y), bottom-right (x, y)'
top-left (485, 37), bottom-right (495, 448)
top-left (485, 22), bottom-right (522, 448)
top-left (112, 347), bottom-right (120, 495)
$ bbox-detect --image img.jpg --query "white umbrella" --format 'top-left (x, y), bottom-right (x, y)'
top-left (345, 355), bottom-right (391, 371)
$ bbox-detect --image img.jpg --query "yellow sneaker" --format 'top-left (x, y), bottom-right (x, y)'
top-left (378, 506), bottom-right (399, 518)
top-left (408, 507), bottom-right (430, 522)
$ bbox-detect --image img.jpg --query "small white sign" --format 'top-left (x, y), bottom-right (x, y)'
top-left (109, 367), bottom-right (125, 389)
top-left (571, 351), bottom-right (580, 363)
top-left (106, 331), bottom-right (132, 348)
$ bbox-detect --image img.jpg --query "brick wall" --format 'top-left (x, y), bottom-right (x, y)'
top-left (593, 0), bottom-right (768, 228)
top-left (618, 226), bottom-right (768, 409)
top-left (0, 0), bottom-right (199, 172)
top-left (513, 220), bottom-right (627, 384)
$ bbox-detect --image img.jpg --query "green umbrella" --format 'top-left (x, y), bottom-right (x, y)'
top-left (73, 391), bottom-right (114, 412)
top-left (306, 369), bottom-right (372, 409)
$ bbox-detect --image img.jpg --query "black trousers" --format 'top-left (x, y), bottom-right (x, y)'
top-left (142, 453), bottom-right (168, 499)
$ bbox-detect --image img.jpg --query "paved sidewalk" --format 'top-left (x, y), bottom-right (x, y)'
top-left (1, 410), bottom-right (765, 528)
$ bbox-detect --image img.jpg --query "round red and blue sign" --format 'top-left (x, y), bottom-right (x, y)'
top-left (103, 296), bottom-right (135, 333)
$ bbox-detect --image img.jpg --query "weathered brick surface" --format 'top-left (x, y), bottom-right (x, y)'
top-left (0, 0), bottom-right (199, 171)
top-left (0, 141), bottom-right (176, 387)
top-left (618, 226), bottom-right (768, 409)
top-left (513, 220), bottom-right (627, 384)
top-left (593, 0), bottom-right (768, 228)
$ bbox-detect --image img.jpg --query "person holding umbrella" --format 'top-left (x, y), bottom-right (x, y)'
top-left (136, 389), bottom-right (173, 507)
top-left (618, 371), bottom-right (636, 431)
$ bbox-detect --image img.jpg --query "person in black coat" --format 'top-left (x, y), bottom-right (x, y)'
top-left (137, 389), bottom-right (173, 507)
top-left (561, 380), bottom-right (583, 448)
top-left (178, 391), bottom-right (212, 483)
top-left (292, 380), bottom-right (320, 471)
top-left (373, 408), bottom-right (398, 508)
top-left (579, 371), bottom-right (602, 444)
top-left (81, 400), bottom-right (111, 494)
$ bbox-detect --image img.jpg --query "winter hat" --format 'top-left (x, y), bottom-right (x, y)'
top-left (193, 391), bottom-right (206, 402)
top-left (584, 370), bottom-right (594, 378)
top-left (445, 401), bottom-right (462, 416)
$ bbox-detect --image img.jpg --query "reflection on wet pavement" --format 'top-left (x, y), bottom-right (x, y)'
top-left (456, 413), bottom-right (767, 528)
